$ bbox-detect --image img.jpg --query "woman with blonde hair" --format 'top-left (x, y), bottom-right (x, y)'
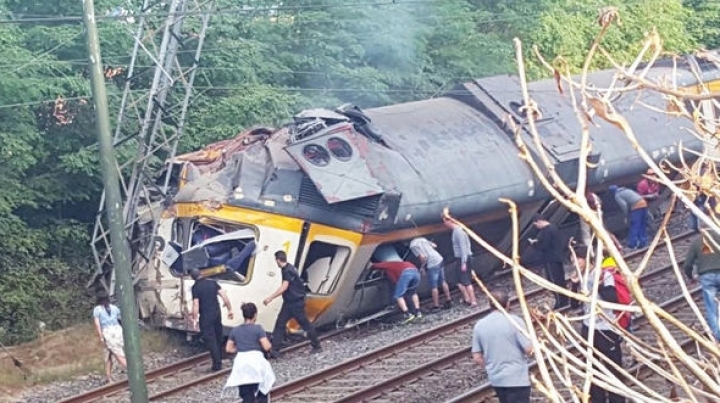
top-left (92, 292), bottom-right (127, 383)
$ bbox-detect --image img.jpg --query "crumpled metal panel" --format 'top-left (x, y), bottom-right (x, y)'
top-left (285, 123), bottom-right (385, 204)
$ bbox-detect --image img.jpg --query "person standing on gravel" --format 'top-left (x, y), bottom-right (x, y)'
top-left (471, 289), bottom-right (533, 403)
top-left (443, 216), bottom-right (478, 307)
top-left (608, 185), bottom-right (648, 249)
top-left (92, 291), bottom-right (127, 383)
top-left (371, 259), bottom-right (423, 323)
top-left (409, 237), bottom-right (452, 312)
top-left (264, 250), bottom-right (322, 356)
top-left (683, 229), bottom-right (720, 342)
top-left (224, 302), bottom-right (275, 403)
top-left (528, 214), bottom-right (569, 310)
top-left (191, 268), bottom-right (234, 372)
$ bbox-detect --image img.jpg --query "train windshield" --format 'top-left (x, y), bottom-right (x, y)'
top-left (164, 220), bottom-right (258, 283)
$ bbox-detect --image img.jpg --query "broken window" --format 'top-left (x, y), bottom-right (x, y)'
top-left (301, 241), bottom-right (350, 295)
top-left (163, 220), bottom-right (257, 284)
top-left (327, 137), bottom-right (352, 161)
top-left (302, 144), bottom-right (331, 167)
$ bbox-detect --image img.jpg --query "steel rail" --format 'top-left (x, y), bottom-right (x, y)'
top-left (444, 285), bottom-right (705, 402)
top-left (60, 230), bottom-right (695, 403)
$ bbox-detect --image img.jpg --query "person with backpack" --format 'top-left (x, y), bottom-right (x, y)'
top-left (572, 246), bottom-right (629, 403)
top-left (264, 250), bottom-right (322, 356)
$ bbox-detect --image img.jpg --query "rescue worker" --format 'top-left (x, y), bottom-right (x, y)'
top-left (683, 229), bottom-right (720, 342)
top-left (264, 250), bottom-right (321, 356)
top-left (190, 268), bottom-right (234, 372)
top-left (443, 216), bottom-right (478, 307)
top-left (608, 185), bottom-right (648, 249)
top-left (529, 214), bottom-right (569, 310)
top-left (471, 289), bottom-right (533, 403)
top-left (409, 237), bottom-right (452, 312)
top-left (371, 259), bottom-right (423, 323)
top-left (574, 247), bottom-right (626, 403)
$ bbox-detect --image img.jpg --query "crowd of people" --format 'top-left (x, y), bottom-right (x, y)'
top-left (93, 168), bottom-right (720, 402)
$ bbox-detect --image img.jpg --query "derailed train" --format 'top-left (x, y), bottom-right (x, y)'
top-left (134, 57), bottom-right (720, 334)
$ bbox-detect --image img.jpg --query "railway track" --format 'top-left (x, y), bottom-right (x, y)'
top-left (238, 232), bottom-right (696, 403)
top-left (58, 230), bottom-right (695, 403)
top-left (446, 289), bottom-right (708, 403)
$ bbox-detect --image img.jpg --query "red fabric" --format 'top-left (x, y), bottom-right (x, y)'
top-left (371, 261), bottom-right (415, 284)
top-left (602, 267), bottom-right (633, 329)
top-left (636, 178), bottom-right (659, 196)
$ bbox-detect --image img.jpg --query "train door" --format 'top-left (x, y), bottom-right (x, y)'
top-left (296, 223), bottom-right (359, 324)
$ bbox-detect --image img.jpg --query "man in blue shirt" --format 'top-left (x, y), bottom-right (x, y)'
top-left (471, 289), bottom-right (533, 403)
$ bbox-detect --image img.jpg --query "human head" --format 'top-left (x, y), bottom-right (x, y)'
top-left (646, 168), bottom-right (655, 176)
top-left (96, 291), bottom-right (110, 307)
top-left (189, 268), bottom-right (201, 280)
top-left (572, 245), bottom-right (588, 271)
top-left (442, 215), bottom-right (455, 229)
top-left (608, 185), bottom-right (618, 194)
top-left (241, 302), bottom-right (258, 320)
top-left (489, 289), bottom-right (510, 310)
top-left (274, 250), bottom-right (288, 267)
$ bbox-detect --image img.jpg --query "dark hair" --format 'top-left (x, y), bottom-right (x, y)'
top-left (96, 294), bottom-right (110, 308)
top-left (189, 268), bottom-right (201, 280)
top-left (274, 250), bottom-right (287, 263)
top-left (241, 302), bottom-right (258, 319)
top-left (573, 245), bottom-right (588, 259)
top-left (489, 289), bottom-right (509, 310)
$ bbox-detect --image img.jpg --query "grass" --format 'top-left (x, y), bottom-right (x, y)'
top-left (0, 322), bottom-right (184, 402)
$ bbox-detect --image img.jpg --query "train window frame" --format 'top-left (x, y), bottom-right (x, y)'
top-left (302, 143), bottom-right (331, 167)
top-left (301, 240), bottom-right (351, 295)
top-left (326, 137), bottom-right (353, 161)
top-left (167, 218), bottom-right (259, 285)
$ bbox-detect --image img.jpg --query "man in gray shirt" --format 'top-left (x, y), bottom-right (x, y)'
top-left (409, 237), bottom-right (452, 311)
top-left (444, 216), bottom-right (478, 307)
top-left (471, 289), bottom-right (533, 403)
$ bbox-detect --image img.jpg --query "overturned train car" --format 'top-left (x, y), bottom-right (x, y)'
top-left (134, 60), bottom-right (718, 333)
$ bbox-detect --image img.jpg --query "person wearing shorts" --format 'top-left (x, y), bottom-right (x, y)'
top-left (443, 216), bottom-right (478, 307)
top-left (409, 237), bottom-right (452, 311)
top-left (372, 260), bottom-right (423, 323)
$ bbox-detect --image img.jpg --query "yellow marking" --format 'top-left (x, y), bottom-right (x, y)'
top-left (282, 240), bottom-right (291, 254)
top-left (174, 203), bottom-right (304, 233)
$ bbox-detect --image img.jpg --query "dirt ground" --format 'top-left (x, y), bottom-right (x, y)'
top-left (0, 323), bottom-right (179, 402)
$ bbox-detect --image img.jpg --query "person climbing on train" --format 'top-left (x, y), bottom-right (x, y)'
top-left (683, 229), bottom-right (720, 342)
top-left (608, 185), bottom-right (648, 249)
top-left (443, 216), bottom-right (478, 308)
top-left (191, 268), bottom-right (234, 372)
top-left (264, 250), bottom-right (322, 356)
top-left (371, 259), bottom-right (423, 323)
top-left (573, 246), bottom-right (628, 403)
top-left (528, 214), bottom-right (569, 310)
top-left (223, 302), bottom-right (275, 403)
top-left (92, 291), bottom-right (127, 384)
top-left (409, 237), bottom-right (452, 312)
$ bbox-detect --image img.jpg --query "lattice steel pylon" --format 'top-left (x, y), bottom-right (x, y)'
top-left (90, 0), bottom-right (215, 294)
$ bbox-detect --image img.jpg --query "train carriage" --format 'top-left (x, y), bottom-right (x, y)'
top-left (133, 58), bottom-right (718, 334)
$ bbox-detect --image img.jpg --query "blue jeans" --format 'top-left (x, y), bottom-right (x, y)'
top-left (426, 264), bottom-right (446, 289)
top-left (627, 208), bottom-right (648, 249)
top-left (393, 268), bottom-right (420, 299)
top-left (699, 272), bottom-right (720, 341)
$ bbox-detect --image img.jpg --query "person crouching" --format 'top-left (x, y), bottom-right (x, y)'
top-left (223, 303), bottom-right (276, 403)
top-left (371, 260), bottom-right (423, 323)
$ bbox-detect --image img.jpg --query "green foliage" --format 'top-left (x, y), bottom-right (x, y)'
top-left (0, 0), bottom-right (715, 344)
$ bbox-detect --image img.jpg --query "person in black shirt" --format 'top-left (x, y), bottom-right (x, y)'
top-left (191, 268), bottom-right (234, 371)
top-left (263, 250), bottom-right (321, 355)
top-left (528, 214), bottom-right (569, 310)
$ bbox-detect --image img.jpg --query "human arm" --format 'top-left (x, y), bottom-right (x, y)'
top-left (263, 280), bottom-right (289, 306)
top-left (192, 298), bottom-right (200, 329)
top-left (683, 239), bottom-right (700, 280)
top-left (472, 352), bottom-right (484, 367)
top-left (225, 338), bottom-right (237, 354)
top-left (93, 313), bottom-right (104, 343)
top-left (217, 289), bottom-right (234, 320)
